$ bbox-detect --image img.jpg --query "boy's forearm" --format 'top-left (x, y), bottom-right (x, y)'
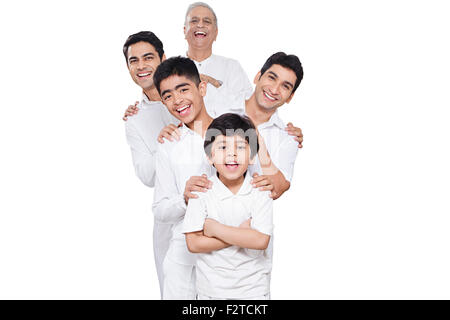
top-left (186, 232), bottom-right (230, 253)
top-left (212, 224), bottom-right (270, 250)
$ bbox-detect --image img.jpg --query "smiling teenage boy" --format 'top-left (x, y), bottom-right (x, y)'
top-left (151, 56), bottom-right (218, 299)
top-left (182, 113), bottom-right (273, 300)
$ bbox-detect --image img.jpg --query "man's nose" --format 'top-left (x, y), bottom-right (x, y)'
top-left (269, 83), bottom-right (281, 95)
top-left (174, 92), bottom-right (183, 105)
top-left (137, 59), bottom-right (146, 70)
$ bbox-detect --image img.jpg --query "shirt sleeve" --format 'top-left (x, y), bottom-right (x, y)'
top-left (208, 59), bottom-right (252, 116)
top-left (250, 190), bottom-right (273, 236)
top-left (125, 121), bottom-right (156, 188)
top-left (152, 144), bottom-right (187, 224)
top-left (273, 135), bottom-right (299, 182)
top-left (181, 195), bottom-right (208, 234)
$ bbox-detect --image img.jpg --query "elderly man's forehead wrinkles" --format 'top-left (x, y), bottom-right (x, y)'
top-left (186, 6), bottom-right (217, 25)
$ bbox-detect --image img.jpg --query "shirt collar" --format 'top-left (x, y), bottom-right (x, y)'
top-left (178, 123), bottom-right (204, 141)
top-left (140, 93), bottom-right (162, 109)
top-left (212, 171), bottom-right (253, 200)
top-left (186, 53), bottom-right (214, 67)
top-left (257, 110), bottom-right (285, 130)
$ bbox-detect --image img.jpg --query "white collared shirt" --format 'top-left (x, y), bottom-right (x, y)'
top-left (253, 111), bottom-right (299, 182)
top-left (125, 94), bottom-right (179, 187)
top-left (152, 125), bottom-right (215, 265)
top-left (191, 54), bottom-right (252, 118)
top-left (182, 173), bottom-right (273, 299)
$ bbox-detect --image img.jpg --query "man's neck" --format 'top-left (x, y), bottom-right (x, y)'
top-left (143, 86), bottom-right (161, 102)
top-left (187, 47), bottom-right (212, 63)
top-left (245, 94), bottom-right (276, 127)
top-left (186, 105), bottom-right (213, 137)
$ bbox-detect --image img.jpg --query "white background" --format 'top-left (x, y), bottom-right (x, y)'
top-left (0, 0), bottom-right (449, 299)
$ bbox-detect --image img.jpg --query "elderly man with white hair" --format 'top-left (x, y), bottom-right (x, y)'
top-left (183, 2), bottom-right (253, 117)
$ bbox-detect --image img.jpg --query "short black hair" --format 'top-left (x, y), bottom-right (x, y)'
top-left (153, 56), bottom-right (201, 95)
top-left (123, 31), bottom-right (164, 63)
top-left (260, 52), bottom-right (304, 93)
top-left (204, 113), bottom-right (259, 159)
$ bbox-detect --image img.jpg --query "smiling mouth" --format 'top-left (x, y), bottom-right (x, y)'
top-left (263, 91), bottom-right (277, 101)
top-left (225, 162), bottom-right (239, 169)
top-left (194, 31), bottom-right (207, 37)
top-left (176, 104), bottom-right (192, 116)
top-left (137, 72), bottom-right (152, 78)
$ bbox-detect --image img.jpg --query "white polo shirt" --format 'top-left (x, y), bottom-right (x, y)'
top-left (253, 111), bottom-right (299, 182)
top-left (182, 173), bottom-right (273, 299)
top-left (191, 54), bottom-right (253, 118)
top-left (152, 125), bottom-right (215, 266)
top-left (125, 93), bottom-right (178, 187)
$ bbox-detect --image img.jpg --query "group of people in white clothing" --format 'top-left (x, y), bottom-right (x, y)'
top-left (123, 2), bottom-right (304, 300)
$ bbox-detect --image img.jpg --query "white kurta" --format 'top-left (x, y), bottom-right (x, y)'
top-left (124, 93), bottom-right (178, 298)
top-left (191, 54), bottom-right (253, 118)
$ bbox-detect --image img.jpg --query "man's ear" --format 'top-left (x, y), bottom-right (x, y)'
top-left (199, 80), bottom-right (207, 97)
top-left (253, 71), bottom-right (262, 85)
top-left (184, 25), bottom-right (187, 39)
top-left (161, 53), bottom-right (166, 62)
top-left (213, 27), bottom-right (218, 42)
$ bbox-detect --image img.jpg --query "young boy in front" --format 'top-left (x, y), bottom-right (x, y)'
top-left (182, 113), bottom-right (273, 300)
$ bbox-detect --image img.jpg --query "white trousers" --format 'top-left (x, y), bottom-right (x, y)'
top-left (162, 256), bottom-right (196, 300)
top-left (197, 293), bottom-right (270, 300)
top-left (153, 221), bottom-right (172, 298)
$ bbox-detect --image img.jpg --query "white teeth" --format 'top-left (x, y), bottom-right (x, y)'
top-left (137, 72), bottom-right (151, 77)
top-left (177, 105), bottom-right (190, 112)
top-left (264, 91), bottom-right (276, 101)
top-left (195, 31), bottom-right (206, 35)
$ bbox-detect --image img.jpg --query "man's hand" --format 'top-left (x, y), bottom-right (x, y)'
top-left (122, 101), bottom-right (139, 121)
top-left (251, 173), bottom-right (277, 199)
top-left (183, 174), bottom-right (213, 204)
top-left (239, 218), bottom-right (252, 229)
top-left (203, 218), bottom-right (219, 238)
top-left (157, 123), bottom-right (182, 143)
top-left (285, 122), bottom-right (303, 148)
top-left (200, 74), bottom-right (222, 88)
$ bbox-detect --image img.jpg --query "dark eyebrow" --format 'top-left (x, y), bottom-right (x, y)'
top-left (161, 83), bottom-right (190, 97)
top-left (269, 71), bottom-right (294, 89)
top-left (175, 83), bottom-right (190, 90)
top-left (283, 80), bottom-right (294, 90)
top-left (268, 71), bottom-right (278, 79)
top-left (161, 88), bottom-right (172, 97)
top-left (143, 52), bottom-right (155, 58)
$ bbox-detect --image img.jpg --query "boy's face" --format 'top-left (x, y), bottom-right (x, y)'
top-left (159, 75), bottom-right (207, 125)
top-left (253, 64), bottom-right (297, 111)
top-left (127, 41), bottom-right (162, 90)
top-left (209, 135), bottom-right (252, 181)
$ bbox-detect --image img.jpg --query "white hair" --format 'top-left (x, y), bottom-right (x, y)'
top-left (185, 2), bottom-right (218, 27)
